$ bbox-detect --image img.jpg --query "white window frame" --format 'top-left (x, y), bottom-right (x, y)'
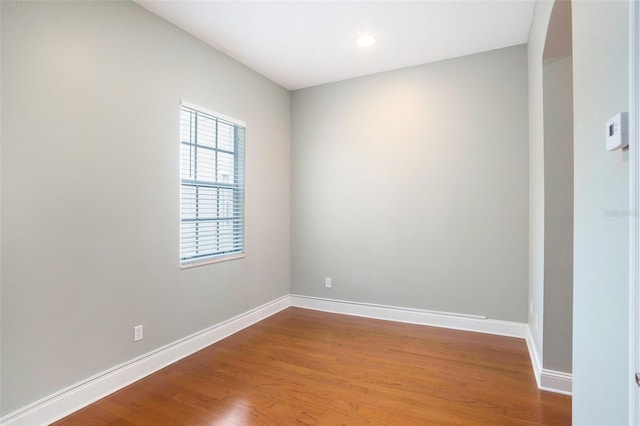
top-left (179, 101), bottom-right (245, 268)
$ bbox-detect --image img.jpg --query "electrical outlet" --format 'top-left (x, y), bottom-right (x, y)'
top-left (325, 277), bottom-right (332, 288)
top-left (134, 325), bottom-right (143, 342)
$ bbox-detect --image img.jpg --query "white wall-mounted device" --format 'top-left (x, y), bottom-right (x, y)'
top-left (605, 112), bottom-right (629, 151)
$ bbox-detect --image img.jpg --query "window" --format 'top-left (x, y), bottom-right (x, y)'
top-left (180, 102), bottom-right (245, 266)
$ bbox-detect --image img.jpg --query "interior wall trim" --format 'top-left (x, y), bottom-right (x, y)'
top-left (628, 0), bottom-right (640, 422)
top-left (540, 369), bottom-right (573, 395)
top-left (1, 294), bottom-right (572, 425)
top-left (525, 326), bottom-right (543, 388)
top-left (290, 294), bottom-right (527, 338)
top-left (291, 295), bottom-right (572, 396)
top-left (0, 295), bottom-right (292, 426)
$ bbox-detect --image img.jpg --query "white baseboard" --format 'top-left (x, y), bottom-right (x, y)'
top-left (525, 326), bottom-right (543, 388)
top-left (540, 369), bottom-right (573, 395)
top-left (2, 293), bottom-right (572, 425)
top-left (0, 295), bottom-right (292, 426)
top-left (290, 294), bottom-right (528, 338)
top-left (291, 295), bottom-right (572, 396)
top-left (525, 324), bottom-right (572, 395)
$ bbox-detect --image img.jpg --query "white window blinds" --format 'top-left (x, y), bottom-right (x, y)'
top-left (180, 103), bottom-right (245, 266)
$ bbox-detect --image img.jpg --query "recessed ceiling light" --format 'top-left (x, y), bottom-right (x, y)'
top-left (356, 35), bottom-right (376, 48)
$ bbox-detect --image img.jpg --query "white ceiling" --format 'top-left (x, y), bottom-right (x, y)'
top-left (135, 0), bottom-right (535, 91)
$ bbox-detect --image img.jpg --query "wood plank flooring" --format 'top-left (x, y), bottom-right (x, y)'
top-left (54, 307), bottom-right (571, 425)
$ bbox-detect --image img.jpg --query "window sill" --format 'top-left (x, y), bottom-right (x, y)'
top-left (180, 253), bottom-right (245, 269)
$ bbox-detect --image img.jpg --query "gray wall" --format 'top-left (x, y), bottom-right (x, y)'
top-left (528, 0), bottom-right (554, 366)
top-left (291, 45), bottom-right (529, 322)
top-left (542, 0), bottom-right (574, 375)
top-left (0, 1), bottom-right (291, 415)
top-left (528, 0), bottom-right (574, 377)
top-left (572, 0), bottom-right (631, 423)
top-left (542, 54), bottom-right (573, 373)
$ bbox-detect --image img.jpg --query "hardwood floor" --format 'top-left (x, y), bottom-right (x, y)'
top-left (54, 307), bottom-right (571, 425)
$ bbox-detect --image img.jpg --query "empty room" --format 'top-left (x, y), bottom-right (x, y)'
top-left (1, 0), bottom-right (638, 425)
